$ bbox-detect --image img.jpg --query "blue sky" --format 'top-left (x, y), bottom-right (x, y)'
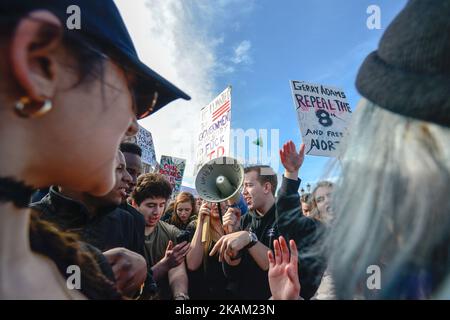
top-left (115, 0), bottom-right (407, 189)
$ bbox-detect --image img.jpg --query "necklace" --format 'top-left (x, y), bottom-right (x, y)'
top-left (0, 177), bottom-right (35, 208)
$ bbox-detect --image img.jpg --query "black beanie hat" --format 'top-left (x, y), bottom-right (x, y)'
top-left (356, 0), bottom-right (450, 127)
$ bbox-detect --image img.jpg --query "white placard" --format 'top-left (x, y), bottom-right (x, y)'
top-left (290, 80), bottom-right (352, 157)
top-left (195, 86), bottom-right (232, 173)
top-left (136, 125), bottom-right (157, 167)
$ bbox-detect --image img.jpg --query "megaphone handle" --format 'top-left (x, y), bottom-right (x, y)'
top-left (201, 215), bottom-right (210, 243)
top-left (217, 203), bottom-right (223, 226)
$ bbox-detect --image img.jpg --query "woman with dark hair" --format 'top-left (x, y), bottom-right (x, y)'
top-left (0, 0), bottom-right (188, 299)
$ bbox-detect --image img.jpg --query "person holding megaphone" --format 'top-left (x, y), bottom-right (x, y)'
top-left (186, 201), bottom-right (237, 299)
top-left (207, 141), bottom-right (326, 300)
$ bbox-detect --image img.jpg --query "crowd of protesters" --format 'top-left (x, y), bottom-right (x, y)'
top-left (0, 0), bottom-right (448, 300)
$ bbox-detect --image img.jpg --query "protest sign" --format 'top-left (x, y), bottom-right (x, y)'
top-left (159, 155), bottom-right (186, 197)
top-left (290, 80), bottom-right (352, 157)
top-left (195, 86), bottom-right (232, 173)
top-left (135, 125), bottom-right (157, 167)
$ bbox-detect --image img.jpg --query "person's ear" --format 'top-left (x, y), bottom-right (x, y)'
top-left (10, 10), bottom-right (63, 104)
top-left (131, 199), bottom-right (138, 208)
top-left (124, 117), bottom-right (139, 137)
top-left (264, 182), bottom-right (272, 194)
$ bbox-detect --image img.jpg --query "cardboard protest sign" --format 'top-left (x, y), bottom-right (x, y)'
top-left (290, 80), bottom-right (352, 157)
top-left (159, 155), bottom-right (186, 197)
top-left (135, 125), bottom-right (157, 167)
top-left (195, 86), bottom-right (232, 173)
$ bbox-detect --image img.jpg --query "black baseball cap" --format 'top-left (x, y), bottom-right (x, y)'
top-left (0, 0), bottom-right (191, 119)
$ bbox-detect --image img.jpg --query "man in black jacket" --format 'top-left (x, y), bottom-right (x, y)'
top-left (30, 150), bottom-right (151, 297)
top-left (119, 142), bottom-right (147, 254)
top-left (210, 141), bottom-right (326, 299)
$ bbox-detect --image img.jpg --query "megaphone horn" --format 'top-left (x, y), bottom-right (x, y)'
top-left (195, 157), bottom-right (244, 204)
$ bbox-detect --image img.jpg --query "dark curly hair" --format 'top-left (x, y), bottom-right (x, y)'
top-left (120, 142), bottom-right (142, 157)
top-left (131, 173), bottom-right (172, 206)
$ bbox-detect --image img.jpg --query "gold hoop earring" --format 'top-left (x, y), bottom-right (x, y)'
top-left (14, 97), bottom-right (52, 118)
top-left (138, 91), bottom-right (158, 120)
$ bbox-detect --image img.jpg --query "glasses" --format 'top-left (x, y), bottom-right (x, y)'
top-left (83, 43), bottom-right (159, 120)
top-left (3, 14), bottom-right (159, 120)
top-left (64, 29), bottom-right (159, 120)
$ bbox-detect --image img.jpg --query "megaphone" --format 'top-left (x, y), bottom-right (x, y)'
top-left (195, 157), bottom-right (244, 237)
top-left (195, 156), bottom-right (244, 204)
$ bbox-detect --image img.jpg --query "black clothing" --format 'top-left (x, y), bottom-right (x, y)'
top-left (223, 176), bottom-right (326, 300)
top-left (119, 202), bottom-right (146, 256)
top-left (30, 186), bottom-right (157, 297)
top-left (31, 186), bottom-right (143, 253)
top-left (188, 241), bottom-right (234, 300)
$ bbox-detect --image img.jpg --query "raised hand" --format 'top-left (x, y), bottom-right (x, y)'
top-left (279, 141), bottom-right (305, 174)
top-left (267, 236), bottom-right (301, 300)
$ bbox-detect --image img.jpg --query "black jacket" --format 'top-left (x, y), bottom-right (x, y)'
top-left (30, 186), bottom-right (158, 297)
top-left (30, 186), bottom-right (144, 253)
top-left (223, 176), bottom-right (326, 299)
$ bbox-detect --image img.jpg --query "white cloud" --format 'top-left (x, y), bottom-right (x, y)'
top-left (231, 40), bottom-right (252, 65)
top-left (114, 0), bottom-right (254, 187)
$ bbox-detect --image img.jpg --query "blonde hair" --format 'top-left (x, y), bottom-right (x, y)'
top-left (323, 99), bottom-right (450, 298)
top-left (201, 202), bottom-right (225, 256)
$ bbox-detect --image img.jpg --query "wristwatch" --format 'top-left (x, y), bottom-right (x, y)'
top-left (230, 231), bottom-right (258, 261)
top-left (245, 231), bottom-right (258, 249)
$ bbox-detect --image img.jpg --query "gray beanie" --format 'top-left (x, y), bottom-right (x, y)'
top-left (356, 0), bottom-right (450, 127)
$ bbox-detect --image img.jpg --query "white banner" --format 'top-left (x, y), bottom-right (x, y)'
top-left (290, 80), bottom-right (352, 157)
top-left (135, 125), bottom-right (157, 167)
top-left (195, 86), bottom-right (232, 173)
